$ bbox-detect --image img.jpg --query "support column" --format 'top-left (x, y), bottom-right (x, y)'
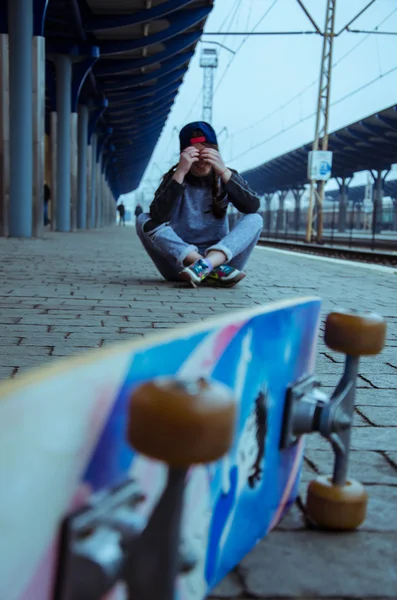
top-left (276, 190), bottom-right (287, 232)
top-left (70, 111), bottom-right (78, 230)
top-left (105, 183), bottom-right (110, 225)
top-left (86, 97), bottom-right (108, 228)
top-left (90, 134), bottom-right (97, 228)
top-left (50, 111), bottom-right (57, 230)
top-left (55, 54), bottom-right (72, 232)
top-left (375, 171), bottom-right (383, 233)
top-left (292, 188), bottom-right (304, 231)
top-left (32, 35), bottom-right (45, 238)
top-left (77, 104), bottom-right (89, 229)
top-left (392, 198), bottom-right (397, 232)
top-left (101, 155), bottom-right (108, 227)
top-left (100, 169), bottom-right (105, 227)
top-left (370, 170), bottom-right (388, 234)
top-left (86, 138), bottom-right (92, 228)
top-left (8, 0), bottom-right (33, 237)
top-left (337, 177), bottom-right (351, 233)
top-left (0, 34), bottom-right (9, 237)
top-left (70, 53), bottom-right (98, 230)
top-left (95, 154), bottom-right (101, 228)
top-left (264, 193), bottom-right (272, 233)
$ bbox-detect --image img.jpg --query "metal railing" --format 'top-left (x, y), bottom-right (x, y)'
top-left (230, 202), bottom-right (397, 253)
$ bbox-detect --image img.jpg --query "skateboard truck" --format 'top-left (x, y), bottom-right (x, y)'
top-left (55, 377), bottom-right (236, 600)
top-left (281, 309), bottom-right (386, 530)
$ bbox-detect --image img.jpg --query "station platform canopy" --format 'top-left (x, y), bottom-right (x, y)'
top-left (326, 179), bottom-right (397, 202)
top-left (44, 0), bottom-right (213, 194)
top-left (242, 104), bottom-right (397, 195)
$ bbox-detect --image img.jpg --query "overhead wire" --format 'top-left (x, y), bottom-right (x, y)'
top-left (231, 5), bottom-right (397, 140)
top-left (149, 0), bottom-right (242, 173)
top-left (180, 0), bottom-right (242, 126)
top-left (227, 64), bottom-right (397, 165)
top-left (214, 0), bottom-right (279, 96)
top-left (146, 2), bottom-right (397, 179)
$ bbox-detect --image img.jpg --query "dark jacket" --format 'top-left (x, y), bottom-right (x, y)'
top-left (146, 170), bottom-right (260, 246)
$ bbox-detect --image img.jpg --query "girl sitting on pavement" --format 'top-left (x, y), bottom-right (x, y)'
top-left (136, 121), bottom-right (263, 288)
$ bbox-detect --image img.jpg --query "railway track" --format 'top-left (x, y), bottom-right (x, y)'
top-left (258, 237), bottom-right (397, 267)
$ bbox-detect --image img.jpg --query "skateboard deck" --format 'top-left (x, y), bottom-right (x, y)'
top-left (0, 296), bottom-right (322, 600)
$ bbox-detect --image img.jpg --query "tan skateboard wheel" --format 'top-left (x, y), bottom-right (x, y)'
top-left (306, 475), bottom-right (368, 530)
top-left (324, 309), bottom-right (386, 356)
top-left (127, 377), bottom-right (236, 467)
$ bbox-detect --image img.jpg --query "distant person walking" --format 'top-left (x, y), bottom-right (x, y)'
top-left (134, 203), bottom-right (143, 217)
top-left (117, 202), bottom-right (126, 226)
top-left (44, 183), bottom-right (51, 226)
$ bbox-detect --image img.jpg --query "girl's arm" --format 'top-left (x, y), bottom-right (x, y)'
top-left (148, 174), bottom-right (184, 225)
top-left (223, 171), bottom-right (260, 214)
top-left (148, 147), bottom-right (199, 225)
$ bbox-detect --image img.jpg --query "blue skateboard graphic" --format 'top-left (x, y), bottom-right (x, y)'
top-left (2, 298), bottom-right (385, 600)
top-left (78, 297), bottom-right (322, 599)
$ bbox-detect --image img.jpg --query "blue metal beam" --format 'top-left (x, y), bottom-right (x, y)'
top-left (97, 127), bottom-right (113, 163)
top-left (85, 0), bottom-right (196, 31)
top-left (105, 74), bottom-right (184, 103)
top-left (88, 97), bottom-right (108, 143)
top-left (112, 131), bottom-right (164, 148)
top-left (94, 32), bottom-right (201, 76)
top-left (112, 109), bottom-right (171, 130)
top-left (346, 128), bottom-right (373, 145)
top-left (376, 115), bottom-right (397, 132)
top-left (71, 49), bottom-right (100, 112)
top-left (359, 120), bottom-right (389, 137)
top-left (97, 7), bottom-right (211, 55)
top-left (107, 87), bottom-right (179, 112)
top-left (33, 0), bottom-right (49, 36)
top-left (108, 99), bottom-right (175, 121)
top-left (102, 51), bottom-right (193, 92)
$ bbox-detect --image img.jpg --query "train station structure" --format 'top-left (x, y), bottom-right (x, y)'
top-left (0, 0), bottom-right (212, 238)
top-left (242, 104), bottom-right (397, 242)
top-left (0, 2), bottom-right (396, 599)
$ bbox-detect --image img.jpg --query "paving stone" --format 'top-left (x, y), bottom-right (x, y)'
top-left (275, 501), bottom-right (305, 531)
top-left (209, 571), bottom-right (243, 598)
top-left (0, 325), bottom-right (49, 334)
top-left (385, 452), bottom-right (397, 469)
top-left (352, 410), bottom-right (370, 426)
top-left (355, 389), bottom-right (397, 407)
top-left (304, 450), bottom-right (397, 485)
top-left (0, 317), bottom-right (23, 324)
top-left (305, 427), bottom-right (397, 452)
top-left (1, 227), bottom-right (397, 599)
top-left (0, 366), bottom-right (16, 380)
top-left (356, 374), bottom-right (397, 389)
top-left (358, 406), bottom-right (397, 426)
top-left (240, 531), bottom-right (397, 597)
top-left (0, 337), bottom-right (20, 346)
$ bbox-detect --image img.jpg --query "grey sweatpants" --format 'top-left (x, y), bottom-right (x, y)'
top-left (136, 212), bottom-right (263, 282)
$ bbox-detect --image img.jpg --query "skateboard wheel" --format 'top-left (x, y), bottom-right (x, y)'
top-left (306, 475), bottom-right (368, 530)
top-left (324, 309), bottom-right (386, 356)
top-left (127, 377), bottom-right (236, 467)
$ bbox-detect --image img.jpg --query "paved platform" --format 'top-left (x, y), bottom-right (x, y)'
top-left (0, 226), bottom-right (396, 599)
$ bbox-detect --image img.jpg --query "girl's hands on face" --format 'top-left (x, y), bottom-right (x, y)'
top-left (177, 146), bottom-right (200, 176)
top-left (199, 148), bottom-right (227, 176)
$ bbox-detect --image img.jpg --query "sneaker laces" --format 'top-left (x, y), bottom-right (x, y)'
top-left (190, 259), bottom-right (210, 276)
top-left (216, 264), bottom-right (235, 276)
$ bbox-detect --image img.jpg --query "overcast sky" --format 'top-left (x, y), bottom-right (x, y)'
top-left (121, 0), bottom-right (397, 207)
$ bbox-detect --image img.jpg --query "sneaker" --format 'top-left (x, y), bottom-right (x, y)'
top-left (206, 264), bottom-right (246, 287)
top-left (179, 259), bottom-right (212, 287)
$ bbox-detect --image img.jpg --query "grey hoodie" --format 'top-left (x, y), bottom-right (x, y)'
top-left (146, 170), bottom-right (260, 247)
